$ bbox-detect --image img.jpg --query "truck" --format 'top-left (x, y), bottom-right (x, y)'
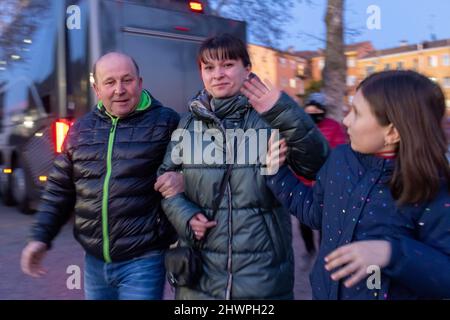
top-left (0, 0), bottom-right (246, 213)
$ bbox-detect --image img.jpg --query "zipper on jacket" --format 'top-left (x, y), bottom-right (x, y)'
top-left (102, 116), bottom-right (119, 263)
top-left (224, 109), bottom-right (250, 300)
top-left (225, 182), bottom-right (233, 300)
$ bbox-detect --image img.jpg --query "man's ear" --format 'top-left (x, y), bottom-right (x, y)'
top-left (92, 82), bottom-right (100, 99)
top-left (385, 123), bottom-right (401, 145)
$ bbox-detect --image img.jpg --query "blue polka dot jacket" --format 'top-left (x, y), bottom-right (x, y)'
top-left (267, 144), bottom-right (450, 299)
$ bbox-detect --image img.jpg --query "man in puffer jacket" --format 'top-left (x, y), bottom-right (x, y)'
top-left (157, 34), bottom-right (329, 299)
top-left (20, 52), bottom-right (180, 300)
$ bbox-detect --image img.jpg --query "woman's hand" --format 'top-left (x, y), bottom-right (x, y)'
top-left (189, 213), bottom-right (217, 241)
top-left (324, 240), bottom-right (392, 288)
top-left (240, 73), bottom-right (281, 114)
top-left (266, 132), bottom-right (287, 175)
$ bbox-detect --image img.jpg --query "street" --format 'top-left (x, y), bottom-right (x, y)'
top-left (0, 203), bottom-right (315, 300)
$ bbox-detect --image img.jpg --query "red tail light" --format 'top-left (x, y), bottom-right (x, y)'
top-left (52, 119), bottom-right (72, 153)
top-left (189, 1), bottom-right (204, 13)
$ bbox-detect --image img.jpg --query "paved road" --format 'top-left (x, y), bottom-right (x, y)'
top-left (0, 204), bottom-right (315, 300)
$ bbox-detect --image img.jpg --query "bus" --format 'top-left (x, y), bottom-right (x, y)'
top-left (0, 0), bottom-right (246, 213)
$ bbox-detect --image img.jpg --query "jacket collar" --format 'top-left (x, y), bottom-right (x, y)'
top-left (355, 150), bottom-right (395, 183)
top-left (96, 90), bottom-right (152, 118)
top-left (189, 90), bottom-right (249, 124)
top-left (95, 90), bottom-right (157, 120)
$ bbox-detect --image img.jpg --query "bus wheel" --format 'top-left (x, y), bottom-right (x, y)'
top-left (11, 162), bottom-right (33, 214)
top-left (0, 166), bottom-right (15, 206)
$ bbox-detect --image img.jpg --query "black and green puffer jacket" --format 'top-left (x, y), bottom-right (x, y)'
top-left (159, 92), bottom-right (329, 299)
top-left (31, 90), bottom-right (180, 262)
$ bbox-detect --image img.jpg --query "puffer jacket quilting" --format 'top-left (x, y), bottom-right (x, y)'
top-left (159, 92), bottom-right (329, 299)
top-left (31, 91), bottom-right (180, 262)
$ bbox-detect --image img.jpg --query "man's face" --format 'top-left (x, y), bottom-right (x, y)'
top-left (93, 54), bottom-right (142, 118)
top-left (200, 58), bottom-right (250, 99)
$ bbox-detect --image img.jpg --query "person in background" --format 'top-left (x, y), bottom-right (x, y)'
top-left (298, 92), bottom-right (347, 253)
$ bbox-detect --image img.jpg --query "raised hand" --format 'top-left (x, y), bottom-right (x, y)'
top-left (240, 73), bottom-right (281, 114)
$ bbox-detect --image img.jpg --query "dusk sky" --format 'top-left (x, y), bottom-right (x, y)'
top-left (264, 0), bottom-right (450, 51)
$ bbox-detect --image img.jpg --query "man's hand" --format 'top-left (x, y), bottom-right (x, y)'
top-left (240, 73), bottom-right (281, 114)
top-left (324, 240), bottom-right (392, 288)
top-left (154, 172), bottom-right (184, 198)
top-left (189, 213), bottom-right (217, 241)
top-left (21, 241), bottom-right (48, 278)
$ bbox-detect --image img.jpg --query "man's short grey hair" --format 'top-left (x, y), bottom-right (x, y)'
top-left (92, 52), bottom-right (140, 82)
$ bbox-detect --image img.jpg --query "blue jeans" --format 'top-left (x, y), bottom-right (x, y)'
top-left (84, 250), bottom-right (165, 300)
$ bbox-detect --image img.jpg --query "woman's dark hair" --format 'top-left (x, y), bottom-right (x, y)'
top-left (197, 33), bottom-right (251, 68)
top-left (357, 70), bottom-right (450, 204)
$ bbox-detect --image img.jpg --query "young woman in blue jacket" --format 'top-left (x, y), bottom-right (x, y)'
top-left (265, 70), bottom-right (450, 299)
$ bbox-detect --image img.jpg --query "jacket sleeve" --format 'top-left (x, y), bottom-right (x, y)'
top-left (266, 164), bottom-right (326, 230)
top-left (260, 92), bottom-right (330, 180)
top-left (30, 123), bottom-right (78, 247)
top-left (384, 237), bottom-right (450, 299)
top-left (157, 114), bottom-right (203, 244)
top-left (383, 190), bottom-right (450, 299)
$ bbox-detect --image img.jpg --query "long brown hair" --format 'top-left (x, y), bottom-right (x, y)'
top-left (357, 70), bottom-right (450, 204)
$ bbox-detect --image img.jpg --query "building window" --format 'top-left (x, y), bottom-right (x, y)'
top-left (428, 55), bottom-right (438, 67)
top-left (446, 99), bottom-right (450, 108)
top-left (396, 61), bottom-right (404, 70)
top-left (443, 54), bottom-right (450, 66)
top-left (412, 58), bottom-right (419, 70)
top-left (443, 77), bottom-right (450, 88)
top-left (279, 57), bottom-right (286, 66)
top-left (384, 63), bottom-right (390, 70)
top-left (289, 78), bottom-right (296, 88)
top-left (297, 64), bottom-right (304, 77)
top-left (429, 77), bottom-right (438, 83)
top-left (366, 66), bottom-right (375, 76)
top-left (347, 75), bottom-right (356, 86)
top-left (318, 59), bottom-right (325, 70)
top-left (281, 77), bottom-right (288, 87)
top-left (347, 57), bottom-right (356, 67)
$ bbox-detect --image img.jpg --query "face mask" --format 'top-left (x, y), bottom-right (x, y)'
top-left (310, 113), bottom-right (325, 124)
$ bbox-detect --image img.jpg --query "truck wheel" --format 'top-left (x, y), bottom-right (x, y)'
top-left (11, 161), bottom-right (34, 214)
top-left (0, 166), bottom-right (15, 206)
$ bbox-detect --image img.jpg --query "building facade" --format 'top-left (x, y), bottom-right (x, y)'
top-left (248, 44), bottom-right (306, 104)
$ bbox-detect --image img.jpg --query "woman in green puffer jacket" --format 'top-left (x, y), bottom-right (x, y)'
top-left (157, 34), bottom-right (329, 299)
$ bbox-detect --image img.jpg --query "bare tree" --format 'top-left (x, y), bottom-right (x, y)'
top-left (208, 0), bottom-right (303, 48)
top-left (322, 0), bottom-right (346, 121)
top-left (0, 0), bottom-right (49, 67)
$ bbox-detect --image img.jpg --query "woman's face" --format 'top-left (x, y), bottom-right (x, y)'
top-left (200, 58), bottom-right (250, 99)
top-left (343, 90), bottom-right (394, 154)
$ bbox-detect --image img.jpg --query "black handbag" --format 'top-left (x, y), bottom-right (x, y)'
top-left (165, 246), bottom-right (202, 287)
top-left (164, 163), bottom-right (233, 288)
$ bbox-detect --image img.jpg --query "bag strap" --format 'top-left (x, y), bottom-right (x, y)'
top-left (211, 106), bottom-right (251, 215)
top-left (212, 164), bottom-right (233, 215)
